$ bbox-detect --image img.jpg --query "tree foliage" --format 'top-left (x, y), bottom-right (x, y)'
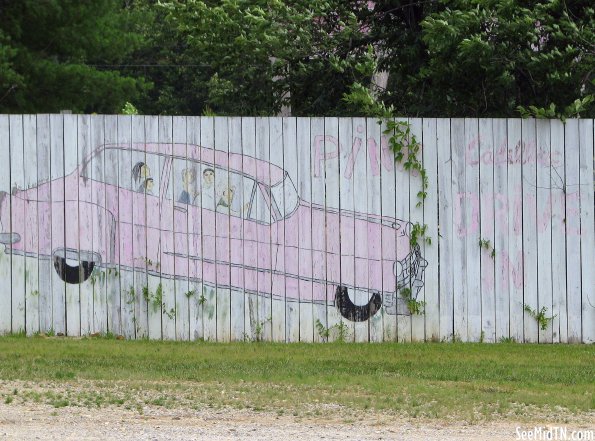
top-left (0, 0), bottom-right (592, 117)
top-left (0, 0), bottom-right (149, 113)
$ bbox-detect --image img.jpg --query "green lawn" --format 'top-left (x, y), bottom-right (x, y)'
top-left (0, 336), bottom-right (593, 420)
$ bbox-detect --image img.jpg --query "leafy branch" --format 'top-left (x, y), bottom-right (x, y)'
top-left (523, 305), bottom-right (556, 331)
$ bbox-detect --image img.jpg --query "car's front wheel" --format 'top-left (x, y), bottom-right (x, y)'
top-left (52, 248), bottom-right (101, 284)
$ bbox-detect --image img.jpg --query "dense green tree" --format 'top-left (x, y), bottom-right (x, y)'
top-left (0, 0), bottom-right (149, 113)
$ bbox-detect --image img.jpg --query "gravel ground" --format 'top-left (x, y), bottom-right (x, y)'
top-left (1, 401), bottom-right (594, 441)
top-left (0, 380), bottom-right (593, 440)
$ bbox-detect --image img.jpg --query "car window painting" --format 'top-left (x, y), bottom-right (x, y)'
top-left (82, 147), bottom-right (162, 196)
top-left (169, 158), bottom-right (257, 220)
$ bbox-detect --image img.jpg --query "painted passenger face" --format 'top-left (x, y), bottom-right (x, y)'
top-left (203, 169), bottom-right (215, 187)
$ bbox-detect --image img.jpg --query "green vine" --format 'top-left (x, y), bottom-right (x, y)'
top-left (523, 305), bottom-right (556, 331)
top-left (400, 288), bottom-right (426, 316)
top-left (384, 120), bottom-right (428, 206)
top-left (479, 238), bottom-right (496, 258)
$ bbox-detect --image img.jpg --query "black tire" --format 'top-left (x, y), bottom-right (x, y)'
top-left (53, 256), bottom-right (95, 284)
top-left (334, 286), bottom-right (382, 322)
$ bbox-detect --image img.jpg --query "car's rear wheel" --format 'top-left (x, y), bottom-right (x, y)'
top-left (52, 248), bottom-right (100, 284)
top-left (334, 286), bottom-right (382, 322)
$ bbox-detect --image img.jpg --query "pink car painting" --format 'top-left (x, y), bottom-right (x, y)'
top-left (0, 143), bottom-right (427, 321)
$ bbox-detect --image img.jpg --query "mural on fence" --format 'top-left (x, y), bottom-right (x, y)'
top-left (0, 141), bottom-right (428, 324)
top-left (0, 115), bottom-right (592, 343)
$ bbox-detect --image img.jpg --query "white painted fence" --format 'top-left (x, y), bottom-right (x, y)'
top-left (0, 115), bottom-right (592, 343)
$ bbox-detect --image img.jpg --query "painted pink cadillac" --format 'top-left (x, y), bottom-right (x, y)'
top-left (0, 143), bottom-right (426, 321)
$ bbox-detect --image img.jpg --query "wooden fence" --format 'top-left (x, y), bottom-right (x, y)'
top-left (0, 115), bottom-right (593, 343)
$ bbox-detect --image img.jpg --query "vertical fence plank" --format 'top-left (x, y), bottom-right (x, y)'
top-left (282, 117), bottom-right (300, 342)
top-left (103, 115), bottom-right (121, 337)
top-left (241, 117), bottom-right (257, 341)
top-left (493, 119), bottom-right (509, 342)
top-left (171, 116), bottom-right (190, 341)
top-left (423, 118), bottom-right (440, 341)
top-left (350, 117), bottom-right (369, 342)
top-left (464, 118), bottom-right (481, 341)
top-left (297, 118), bottom-right (314, 342)
top-left (36, 115), bottom-right (52, 333)
top-left (310, 117), bottom-right (328, 341)
top-left (229, 117), bottom-right (246, 341)
top-left (395, 117), bottom-right (411, 342)
top-left (507, 119), bottom-right (524, 342)
top-left (578, 119), bottom-right (594, 344)
top-left (564, 119), bottom-right (582, 343)
top-left (130, 115), bottom-right (149, 339)
top-left (536, 119), bottom-right (553, 343)
top-left (157, 116), bottom-right (176, 340)
top-left (77, 115), bottom-right (93, 336)
top-left (550, 120), bottom-right (566, 343)
top-left (214, 116), bottom-right (231, 342)
top-left (437, 119), bottom-right (453, 341)
top-left (338, 118), bottom-right (356, 342)
top-left (451, 118), bottom-right (467, 341)
top-left (117, 115), bottom-right (136, 339)
top-left (268, 118), bottom-right (286, 341)
top-left (143, 115), bottom-right (161, 340)
top-left (0, 115), bottom-right (11, 333)
top-left (63, 114), bottom-right (80, 336)
top-left (23, 115), bottom-right (39, 335)
top-left (9, 115), bottom-right (26, 333)
top-left (479, 118), bottom-right (495, 342)
top-left (521, 118), bottom-right (538, 343)
top-left (49, 114), bottom-right (66, 335)
top-left (324, 117), bottom-right (343, 342)
top-left (186, 116), bottom-right (204, 341)
top-left (366, 118), bottom-right (383, 342)
top-left (409, 118), bottom-right (425, 341)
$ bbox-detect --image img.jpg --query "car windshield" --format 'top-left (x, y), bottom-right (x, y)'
top-left (270, 173), bottom-right (299, 219)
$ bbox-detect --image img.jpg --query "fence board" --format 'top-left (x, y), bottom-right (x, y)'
top-left (23, 115), bottom-right (39, 335)
top-left (351, 117), bottom-right (369, 342)
top-left (423, 118), bottom-right (439, 341)
top-left (437, 119), bottom-right (453, 341)
top-left (49, 114), bottom-right (66, 335)
top-left (228, 117), bottom-right (244, 341)
top-left (0, 115), bottom-right (11, 333)
top-left (213, 117), bottom-right (231, 342)
top-left (564, 119), bottom-right (582, 343)
top-left (578, 119), bottom-right (594, 344)
top-left (479, 118), bottom-right (495, 342)
top-left (521, 118), bottom-right (538, 343)
top-left (10, 115), bottom-right (26, 333)
top-left (297, 118), bottom-right (314, 342)
top-left (395, 117), bottom-right (411, 342)
top-left (464, 118), bottom-right (481, 341)
top-left (451, 118), bottom-right (467, 342)
top-left (310, 117), bottom-right (328, 342)
top-left (269, 117), bottom-right (285, 342)
top-left (117, 115), bottom-right (136, 339)
top-left (367, 118), bottom-right (384, 342)
top-left (186, 116), bottom-right (204, 341)
top-left (282, 117), bottom-right (300, 342)
top-left (36, 115), bottom-right (52, 334)
top-left (410, 118), bottom-right (425, 341)
top-left (63, 114), bottom-right (80, 336)
top-left (550, 120), bottom-right (566, 343)
top-left (507, 119), bottom-right (524, 342)
top-left (493, 119), bottom-right (509, 342)
top-left (325, 117), bottom-right (343, 342)
top-left (536, 119), bottom-right (553, 343)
